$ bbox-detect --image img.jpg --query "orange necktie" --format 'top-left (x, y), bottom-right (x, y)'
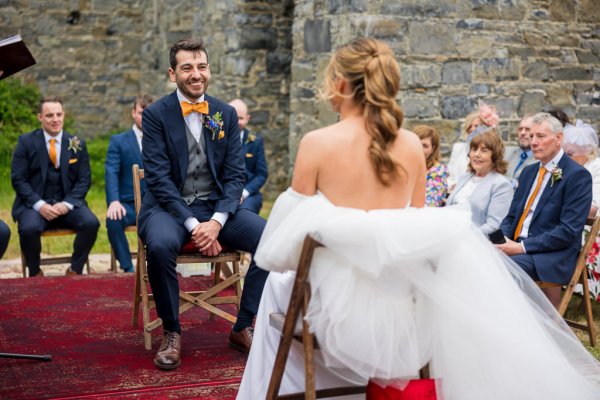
top-left (513, 166), bottom-right (547, 240)
top-left (49, 138), bottom-right (57, 168)
top-left (180, 101), bottom-right (209, 117)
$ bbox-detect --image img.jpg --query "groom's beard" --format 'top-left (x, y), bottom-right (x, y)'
top-left (178, 78), bottom-right (209, 101)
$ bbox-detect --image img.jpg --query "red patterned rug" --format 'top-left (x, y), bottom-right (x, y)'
top-left (0, 274), bottom-right (246, 399)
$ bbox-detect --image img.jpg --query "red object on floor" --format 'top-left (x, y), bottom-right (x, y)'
top-left (0, 274), bottom-right (246, 399)
top-left (366, 379), bottom-right (438, 400)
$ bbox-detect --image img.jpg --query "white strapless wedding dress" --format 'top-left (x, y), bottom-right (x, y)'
top-left (237, 189), bottom-right (600, 400)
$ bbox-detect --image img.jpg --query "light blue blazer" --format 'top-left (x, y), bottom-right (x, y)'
top-left (447, 171), bottom-right (513, 235)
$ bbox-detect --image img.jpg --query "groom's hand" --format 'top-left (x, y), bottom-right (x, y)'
top-left (191, 220), bottom-right (222, 252)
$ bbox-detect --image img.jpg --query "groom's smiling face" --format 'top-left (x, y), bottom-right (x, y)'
top-left (169, 49), bottom-right (211, 101)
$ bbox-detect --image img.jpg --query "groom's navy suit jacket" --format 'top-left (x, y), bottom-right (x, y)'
top-left (138, 91), bottom-right (245, 231)
top-left (501, 153), bottom-right (592, 283)
top-left (11, 129), bottom-right (91, 221)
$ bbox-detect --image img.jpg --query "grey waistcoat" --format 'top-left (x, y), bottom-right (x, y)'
top-left (181, 124), bottom-right (215, 205)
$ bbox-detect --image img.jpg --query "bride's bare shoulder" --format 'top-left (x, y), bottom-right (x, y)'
top-left (299, 123), bottom-right (341, 150)
top-left (396, 128), bottom-right (422, 149)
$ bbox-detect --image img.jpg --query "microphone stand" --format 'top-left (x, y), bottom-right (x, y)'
top-left (0, 353), bottom-right (52, 361)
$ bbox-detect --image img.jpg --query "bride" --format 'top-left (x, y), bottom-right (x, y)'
top-left (237, 38), bottom-right (600, 399)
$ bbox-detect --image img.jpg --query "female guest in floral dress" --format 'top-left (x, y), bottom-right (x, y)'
top-left (563, 120), bottom-right (600, 301)
top-left (414, 125), bottom-right (448, 207)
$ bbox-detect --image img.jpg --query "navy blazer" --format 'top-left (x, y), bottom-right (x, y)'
top-left (242, 129), bottom-right (268, 195)
top-left (11, 129), bottom-right (92, 220)
top-left (105, 129), bottom-right (144, 204)
top-left (501, 154), bottom-right (592, 282)
top-left (139, 91), bottom-right (245, 227)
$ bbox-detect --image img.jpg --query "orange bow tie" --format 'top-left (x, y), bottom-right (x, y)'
top-left (180, 101), bottom-right (209, 117)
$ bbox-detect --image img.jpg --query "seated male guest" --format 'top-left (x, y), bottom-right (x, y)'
top-left (497, 112), bottom-right (592, 307)
top-left (11, 97), bottom-right (99, 277)
top-left (105, 94), bottom-right (153, 272)
top-left (505, 115), bottom-right (536, 188)
top-left (228, 99), bottom-right (268, 214)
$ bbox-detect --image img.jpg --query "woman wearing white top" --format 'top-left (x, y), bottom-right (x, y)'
top-left (563, 120), bottom-right (600, 302)
top-left (446, 129), bottom-right (513, 235)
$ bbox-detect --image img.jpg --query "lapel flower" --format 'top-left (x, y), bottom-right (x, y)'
top-left (68, 136), bottom-right (82, 153)
top-left (246, 133), bottom-right (256, 144)
top-left (550, 166), bottom-right (563, 187)
top-left (203, 111), bottom-right (225, 141)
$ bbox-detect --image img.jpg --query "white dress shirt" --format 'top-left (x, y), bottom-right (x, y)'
top-left (176, 89), bottom-right (229, 231)
top-left (519, 149), bottom-right (565, 251)
top-left (132, 123), bottom-right (143, 151)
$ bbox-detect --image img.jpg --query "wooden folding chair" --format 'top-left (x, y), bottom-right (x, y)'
top-left (109, 225), bottom-right (137, 272)
top-left (537, 216), bottom-right (599, 347)
top-left (266, 235), bottom-right (431, 400)
top-left (130, 164), bottom-right (244, 350)
top-left (20, 229), bottom-right (91, 277)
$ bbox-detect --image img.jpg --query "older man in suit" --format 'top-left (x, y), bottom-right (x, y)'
top-left (228, 99), bottom-right (268, 214)
top-left (11, 97), bottom-right (99, 277)
top-left (505, 115), bottom-right (536, 188)
top-left (105, 94), bottom-right (153, 272)
top-left (497, 112), bottom-right (592, 307)
top-left (138, 39), bottom-right (268, 370)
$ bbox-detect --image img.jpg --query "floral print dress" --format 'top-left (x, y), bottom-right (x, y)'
top-left (425, 162), bottom-right (449, 207)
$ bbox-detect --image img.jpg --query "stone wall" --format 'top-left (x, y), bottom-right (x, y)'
top-left (1, 0), bottom-right (599, 199)
top-left (0, 0), bottom-right (293, 195)
top-left (290, 0), bottom-right (600, 167)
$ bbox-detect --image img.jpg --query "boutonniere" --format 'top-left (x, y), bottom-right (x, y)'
top-left (203, 112), bottom-right (225, 141)
top-left (247, 133), bottom-right (256, 143)
top-left (550, 166), bottom-right (563, 187)
top-left (68, 136), bottom-right (82, 153)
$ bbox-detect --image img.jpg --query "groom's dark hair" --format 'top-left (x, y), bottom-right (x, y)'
top-left (169, 38), bottom-right (209, 69)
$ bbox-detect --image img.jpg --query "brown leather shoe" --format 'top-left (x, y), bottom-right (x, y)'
top-left (30, 269), bottom-right (44, 277)
top-left (65, 268), bottom-right (78, 276)
top-left (228, 327), bottom-right (253, 354)
top-left (153, 331), bottom-right (181, 370)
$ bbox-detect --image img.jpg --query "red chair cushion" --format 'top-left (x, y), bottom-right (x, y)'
top-left (180, 240), bottom-right (200, 254)
top-left (366, 379), bottom-right (438, 400)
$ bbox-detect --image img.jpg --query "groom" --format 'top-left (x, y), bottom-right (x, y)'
top-left (138, 38), bottom-right (268, 370)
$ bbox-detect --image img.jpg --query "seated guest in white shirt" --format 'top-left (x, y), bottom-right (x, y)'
top-left (446, 129), bottom-right (513, 235)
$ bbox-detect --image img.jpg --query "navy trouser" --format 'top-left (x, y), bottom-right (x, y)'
top-left (106, 201), bottom-right (137, 271)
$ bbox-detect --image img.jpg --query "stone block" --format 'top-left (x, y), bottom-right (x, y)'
top-left (402, 96), bottom-right (438, 119)
top-left (456, 33), bottom-right (496, 58)
top-left (576, 50), bottom-right (600, 64)
top-left (474, 58), bottom-right (520, 81)
top-left (576, 106), bottom-right (600, 121)
top-left (472, 84), bottom-right (489, 95)
top-left (549, 0), bottom-right (575, 21)
top-left (546, 85), bottom-right (575, 108)
top-left (382, 1), bottom-right (459, 18)
top-left (442, 61), bottom-right (472, 85)
top-left (353, 17), bottom-right (407, 40)
top-left (412, 65), bottom-right (441, 88)
top-left (240, 27), bottom-right (277, 50)
top-left (267, 52), bottom-right (292, 74)
top-left (518, 91), bottom-right (546, 116)
top-left (524, 62), bottom-right (549, 81)
top-left (488, 97), bottom-right (514, 118)
top-left (441, 95), bottom-right (476, 119)
top-left (456, 19), bottom-right (484, 29)
top-left (551, 67), bottom-right (592, 81)
top-left (328, 0), bottom-right (367, 13)
top-left (304, 19), bottom-right (331, 53)
top-left (222, 56), bottom-right (255, 77)
top-left (234, 14), bottom-right (273, 27)
top-left (292, 62), bottom-right (315, 82)
top-left (579, 0), bottom-right (600, 23)
top-left (409, 22), bottom-right (456, 55)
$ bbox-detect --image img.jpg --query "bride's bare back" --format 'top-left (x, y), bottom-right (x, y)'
top-left (292, 115), bottom-right (426, 210)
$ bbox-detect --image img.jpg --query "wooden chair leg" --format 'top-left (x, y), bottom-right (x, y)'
top-left (110, 247), bottom-right (117, 273)
top-left (21, 250), bottom-right (27, 278)
top-left (139, 250), bottom-right (152, 350)
top-left (580, 269), bottom-right (596, 347)
top-left (132, 245), bottom-right (142, 327)
top-left (302, 286), bottom-right (316, 400)
top-left (233, 261), bottom-right (242, 312)
top-left (208, 262), bottom-right (222, 321)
